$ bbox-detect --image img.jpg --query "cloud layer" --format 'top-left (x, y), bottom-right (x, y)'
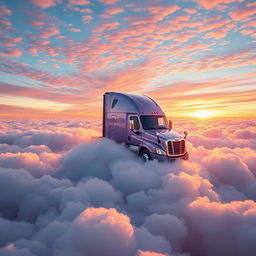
top-left (0, 118), bottom-right (255, 256)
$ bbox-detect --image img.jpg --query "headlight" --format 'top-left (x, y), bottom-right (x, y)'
top-left (155, 147), bottom-right (166, 155)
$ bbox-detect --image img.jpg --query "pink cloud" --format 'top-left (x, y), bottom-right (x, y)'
top-left (72, 7), bottom-right (92, 13)
top-left (202, 129), bottom-right (225, 138)
top-left (184, 8), bottom-right (197, 14)
top-left (235, 130), bottom-right (256, 139)
top-left (240, 29), bottom-right (254, 36)
top-left (127, 5), bottom-right (180, 24)
top-left (0, 47), bottom-right (22, 57)
top-left (0, 36), bottom-right (22, 47)
top-left (204, 152), bottom-right (254, 188)
top-left (82, 15), bottom-right (93, 23)
top-left (139, 252), bottom-right (169, 256)
top-left (93, 22), bottom-right (121, 33)
top-left (29, 0), bottom-right (59, 8)
top-left (55, 207), bottom-right (136, 255)
top-left (68, 0), bottom-right (90, 5)
top-left (39, 27), bottom-right (60, 38)
top-left (147, 5), bottom-right (180, 17)
top-left (198, 0), bottom-right (243, 9)
top-left (230, 7), bottom-right (256, 20)
top-left (97, 0), bottom-right (120, 4)
top-left (106, 7), bottom-right (124, 15)
top-left (0, 152), bottom-right (60, 176)
top-left (0, 118), bottom-right (256, 256)
top-left (0, 3), bottom-right (12, 15)
top-left (69, 28), bottom-right (81, 32)
top-left (29, 20), bottom-right (45, 26)
top-left (203, 25), bottom-right (232, 39)
top-left (0, 17), bottom-right (11, 26)
top-left (186, 197), bottom-right (256, 256)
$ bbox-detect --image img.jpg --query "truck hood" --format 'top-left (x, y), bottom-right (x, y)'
top-left (145, 129), bottom-right (184, 141)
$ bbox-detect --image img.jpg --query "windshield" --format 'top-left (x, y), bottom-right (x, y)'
top-left (140, 115), bottom-right (168, 130)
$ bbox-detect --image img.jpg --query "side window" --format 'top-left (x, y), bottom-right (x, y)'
top-left (111, 98), bottom-right (118, 108)
top-left (130, 116), bottom-right (140, 130)
top-left (158, 117), bottom-right (165, 126)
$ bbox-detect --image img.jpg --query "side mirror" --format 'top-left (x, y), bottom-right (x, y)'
top-left (129, 120), bottom-right (134, 130)
top-left (168, 120), bottom-right (172, 130)
top-left (184, 131), bottom-right (188, 139)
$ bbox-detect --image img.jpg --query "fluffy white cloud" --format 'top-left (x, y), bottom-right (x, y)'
top-left (0, 118), bottom-right (255, 256)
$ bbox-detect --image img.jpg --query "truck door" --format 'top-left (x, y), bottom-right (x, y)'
top-left (127, 114), bottom-right (142, 153)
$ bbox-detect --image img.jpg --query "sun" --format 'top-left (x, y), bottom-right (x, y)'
top-left (192, 110), bottom-right (215, 118)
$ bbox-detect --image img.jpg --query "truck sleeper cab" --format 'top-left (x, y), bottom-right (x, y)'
top-left (103, 92), bottom-right (188, 161)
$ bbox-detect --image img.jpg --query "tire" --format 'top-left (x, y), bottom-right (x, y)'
top-left (140, 149), bottom-right (152, 161)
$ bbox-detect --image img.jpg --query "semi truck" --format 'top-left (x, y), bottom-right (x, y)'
top-left (103, 92), bottom-right (188, 161)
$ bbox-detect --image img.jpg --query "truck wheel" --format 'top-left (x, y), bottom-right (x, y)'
top-left (140, 149), bottom-right (152, 161)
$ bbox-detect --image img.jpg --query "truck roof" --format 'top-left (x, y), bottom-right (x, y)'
top-left (104, 92), bottom-right (165, 115)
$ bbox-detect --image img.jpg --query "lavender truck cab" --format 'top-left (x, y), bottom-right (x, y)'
top-left (103, 92), bottom-right (188, 161)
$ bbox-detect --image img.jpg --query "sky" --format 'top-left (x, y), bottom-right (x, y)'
top-left (0, 0), bottom-right (255, 118)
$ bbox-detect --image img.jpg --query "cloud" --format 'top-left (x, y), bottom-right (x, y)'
top-left (0, 2), bottom-right (12, 15)
top-left (144, 214), bottom-right (187, 252)
top-left (203, 152), bottom-right (255, 189)
top-left (198, 0), bottom-right (243, 9)
top-left (53, 207), bottom-right (137, 256)
top-left (82, 15), bottom-right (93, 23)
top-left (236, 130), bottom-right (256, 139)
top-left (135, 227), bottom-right (171, 255)
top-left (68, 0), bottom-right (90, 5)
top-left (106, 7), bottom-right (124, 15)
top-left (0, 118), bottom-right (255, 256)
top-left (230, 7), bottom-right (256, 20)
top-left (58, 138), bottom-right (135, 181)
top-left (69, 28), bottom-right (81, 32)
top-left (97, 0), bottom-right (120, 4)
top-left (201, 128), bottom-right (225, 138)
top-left (29, 0), bottom-right (59, 9)
top-left (138, 252), bottom-right (171, 256)
top-left (39, 27), bottom-right (60, 38)
top-left (0, 47), bottom-right (22, 57)
top-left (185, 197), bottom-right (256, 256)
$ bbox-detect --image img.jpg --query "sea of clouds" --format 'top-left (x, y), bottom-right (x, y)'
top-left (0, 118), bottom-right (255, 256)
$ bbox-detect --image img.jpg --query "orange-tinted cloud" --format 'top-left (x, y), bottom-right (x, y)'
top-left (29, 0), bottom-right (59, 8)
top-left (0, 2), bottom-right (12, 15)
top-left (230, 7), bottom-right (256, 20)
top-left (0, 47), bottom-right (22, 57)
top-left (68, 0), bottom-right (90, 5)
top-left (97, 0), bottom-right (120, 4)
top-left (39, 27), bottom-right (60, 38)
top-left (82, 15), bottom-right (93, 23)
top-left (106, 7), bottom-right (124, 15)
top-left (198, 0), bottom-right (243, 9)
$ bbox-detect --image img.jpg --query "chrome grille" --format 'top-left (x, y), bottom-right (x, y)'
top-left (167, 140), bottom-right (186, 156)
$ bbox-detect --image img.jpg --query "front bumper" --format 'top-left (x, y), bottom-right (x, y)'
top-left (151, 152), bottom-right (189, 162)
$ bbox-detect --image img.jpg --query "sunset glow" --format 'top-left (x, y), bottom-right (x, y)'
top-left (0, 0), bottom-right (255, 118)
top-left (192, 110), bottom-right (216, 119)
